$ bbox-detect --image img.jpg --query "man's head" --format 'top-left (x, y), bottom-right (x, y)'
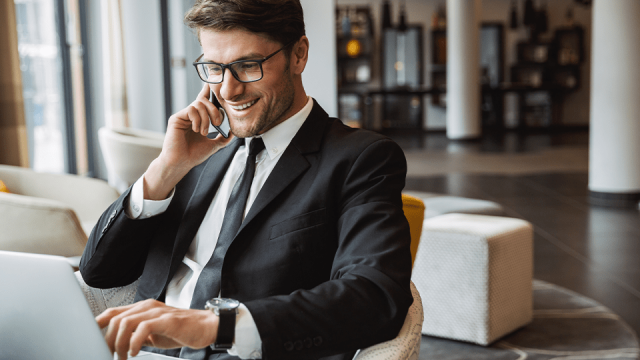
top-left (185, 0), bottom-right (305, 52)
top-left (185, 1), bottom-right (309, 138)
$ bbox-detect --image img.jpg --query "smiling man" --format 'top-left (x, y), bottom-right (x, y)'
top-left (79, 1), bottom-right (412, 360)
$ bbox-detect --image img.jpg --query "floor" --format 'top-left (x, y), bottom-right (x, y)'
top-left (388, 129), bottom-right (640, 339)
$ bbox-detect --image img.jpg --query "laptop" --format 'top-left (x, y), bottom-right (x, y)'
top-left (0, 250), bottom-right (180, 360)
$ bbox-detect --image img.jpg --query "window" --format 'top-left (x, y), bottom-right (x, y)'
top-left (14, 0), bottom-right (88, 174)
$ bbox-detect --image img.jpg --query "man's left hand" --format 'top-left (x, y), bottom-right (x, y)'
top-left (96, 299), bottom-right (218, 359)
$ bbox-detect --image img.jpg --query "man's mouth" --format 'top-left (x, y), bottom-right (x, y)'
top-left (229, 99), bottom-right (258, 111)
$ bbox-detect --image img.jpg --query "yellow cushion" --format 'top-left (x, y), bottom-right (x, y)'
top-left (402, 193), bottom-right (425, 266)
top-left (0, 180), bottom-right (9, 193)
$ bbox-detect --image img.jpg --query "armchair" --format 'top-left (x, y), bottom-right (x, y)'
top-left (98, 127), bottom-right (164, 193)
top-left (0, 165), bottom-right (119, 257)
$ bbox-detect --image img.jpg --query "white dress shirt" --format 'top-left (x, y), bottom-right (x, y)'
top-left (126, 96), bottom-right (314, 359)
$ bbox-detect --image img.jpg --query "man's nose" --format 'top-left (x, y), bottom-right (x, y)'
top-left (219, 68), bottom-right (245, 102)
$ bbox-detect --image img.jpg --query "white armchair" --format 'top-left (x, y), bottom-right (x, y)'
top-left (353, 282), bottom-right (423, 360)
top-left (98, 127), bottom-right (164, 193)
top-left (0, 165), bottom-right (120, 257)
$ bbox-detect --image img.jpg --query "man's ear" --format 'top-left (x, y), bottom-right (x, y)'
top-left (290, 36), bottom-right (309, 75)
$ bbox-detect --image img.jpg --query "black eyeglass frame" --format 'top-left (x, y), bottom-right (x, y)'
top-left (193, 41), bottom-right (294, 84)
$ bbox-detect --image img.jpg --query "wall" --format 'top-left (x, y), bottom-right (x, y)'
top-left (337, 0), bottom-right (593, 130)
top-left (300, 0), bottom-right (338, 117)
top-left (120, 0), bottom-right (166, 133)
top-left (168, 0), bottom-right (202, 114)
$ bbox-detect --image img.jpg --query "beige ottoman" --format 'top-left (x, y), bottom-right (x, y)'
top-left (411, 213), bottom-right (533, 346)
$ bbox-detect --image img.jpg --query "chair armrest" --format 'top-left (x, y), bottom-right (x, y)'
top-left (353, 282), bottom-right (424, 360)
top-left (74, 271), bottom-right (139, 318)
top-left (0, 165), bottom-right (120, 224)
top-left (0, 193), bottom-right (87, 256)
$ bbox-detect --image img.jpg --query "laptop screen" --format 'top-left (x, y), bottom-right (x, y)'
top-left (0, 250), bottom-right (114, 360)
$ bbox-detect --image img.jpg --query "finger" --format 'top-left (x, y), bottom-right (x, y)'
top-left (115, 316), bottom-right (140, 360)
top-left (201, 96), bottom-right (223, 127)
top-left (96, 305), bottom-right (134, 329)
top-left (109, 302), bottom-right (164, 357)
top-left (213, 131), bottom-right (234, 145)
top-left (197, 82), bottom-right (210, 101)
top-left (99, 300), bottom-right (159, 352)
top-left (186, 105), bottom-right (202, 134)
top-left (103, 315), bottom-right (122, 353)
top-left (194, 101), bottom-right (210, 136)
top-left (128, 318), bottom-right (179, 357)
top-left (212, 106), bottom-right (224, 128)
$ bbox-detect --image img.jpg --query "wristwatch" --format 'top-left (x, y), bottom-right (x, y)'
top-left (205, 298), bottom-right (240, 349)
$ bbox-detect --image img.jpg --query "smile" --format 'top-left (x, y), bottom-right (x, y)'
top-left (230, 99), bottom-right (257, 110)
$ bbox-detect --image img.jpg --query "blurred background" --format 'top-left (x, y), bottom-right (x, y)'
top-left (2, 0), bottom-right (640, 347)
top-left (1, 0), bottom-right (601, 178)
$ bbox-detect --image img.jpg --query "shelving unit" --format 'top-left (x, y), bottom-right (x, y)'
top-left (508, 26), bottom-right (585, 127)
top-left (336, 6), bottom-right (374, 128)
top-left (429, 21), bottom-right (585, 129)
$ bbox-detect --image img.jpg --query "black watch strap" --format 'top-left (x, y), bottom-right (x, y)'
top-left (214, 310), bottom-right (236, 349)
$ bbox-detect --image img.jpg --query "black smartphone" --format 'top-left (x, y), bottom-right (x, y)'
top-left (209, 90), bottom-right (231, 138)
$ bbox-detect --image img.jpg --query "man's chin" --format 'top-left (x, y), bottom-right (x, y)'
top-left (228, 114), bottom-right (270, 138)
top-left (229, 123), bottom-right (259, 139)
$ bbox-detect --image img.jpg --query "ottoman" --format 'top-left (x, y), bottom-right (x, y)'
top-left (402, 191), bottom-right (505, 219)
top-left (411, 213), bottom-right (533, 345)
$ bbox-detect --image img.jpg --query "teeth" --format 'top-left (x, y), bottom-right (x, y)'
top-left (230, 99), bottom-right (257, 110)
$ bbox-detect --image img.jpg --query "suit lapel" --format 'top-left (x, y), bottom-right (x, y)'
top-left (238, 101), bottom-right (329, 233)
top-left (167, 138), bottom-right (243, 280)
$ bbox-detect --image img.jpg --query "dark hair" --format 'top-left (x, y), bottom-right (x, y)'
top-left (184, 0), bottom-right (305, 49)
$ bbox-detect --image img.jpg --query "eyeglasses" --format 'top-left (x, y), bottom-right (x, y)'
top-left (193, 41), bottom-right (293, 84)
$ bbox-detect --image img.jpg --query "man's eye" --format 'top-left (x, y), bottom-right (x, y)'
top-left (239, 62), bottom-right (259, 71)
top-left (207, 65), bottom-right (223, 73)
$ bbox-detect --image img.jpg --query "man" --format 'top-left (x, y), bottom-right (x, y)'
top-left (80, 1), bottom-right (412, 359)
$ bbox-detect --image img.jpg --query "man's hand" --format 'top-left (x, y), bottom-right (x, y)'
top-left (144, 83), bottom-right (234, 200)
top-left (96, 299), bottom-right (218, 359)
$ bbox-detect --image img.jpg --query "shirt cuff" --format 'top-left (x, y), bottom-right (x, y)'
top-left (228, 304), bottom-right (262, 359)
top-left (125, 174), bottom-right (174, 219)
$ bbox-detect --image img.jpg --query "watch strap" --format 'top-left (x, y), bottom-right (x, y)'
top-left (214, 309), bottom-right (236, 349)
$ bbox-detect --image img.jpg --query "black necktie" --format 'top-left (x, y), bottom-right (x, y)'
top-left (180, 137), bottom-right (265, 359)
top-left (189, 137), bottom-right (265, 310)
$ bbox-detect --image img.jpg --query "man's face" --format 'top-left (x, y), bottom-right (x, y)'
top-left (200, 29), bottom-right (297, 138)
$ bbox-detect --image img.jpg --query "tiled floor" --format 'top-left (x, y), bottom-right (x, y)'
top-left (390, 129), bottom-right (640, 338)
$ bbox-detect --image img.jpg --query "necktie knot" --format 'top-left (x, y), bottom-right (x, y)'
top-left (249, 137), bottom-right (265, 157)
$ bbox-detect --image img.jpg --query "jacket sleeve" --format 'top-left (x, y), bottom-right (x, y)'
top-left (79, 187), bottom-right (165, 288)
top-left (245, 138), bottom-right (413, 360)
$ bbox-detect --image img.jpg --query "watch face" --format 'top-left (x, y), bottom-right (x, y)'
top-left (206, 298), bottom-right (240, 312)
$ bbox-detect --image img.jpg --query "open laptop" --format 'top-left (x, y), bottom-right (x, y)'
top-left (0, 250), bottom-right (180, 360)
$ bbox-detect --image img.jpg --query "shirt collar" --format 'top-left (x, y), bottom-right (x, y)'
top-left (245, 96), bottom-right (314, 160)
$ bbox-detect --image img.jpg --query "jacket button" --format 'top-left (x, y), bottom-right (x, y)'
top-left (284, 341), bottom-right (294, 351)
top-left (294, 340), bottom-right (303, 350)
top-left (313, 336), bottom-right (323, 346)
top-left (304, 337), bottom-right (313, 348)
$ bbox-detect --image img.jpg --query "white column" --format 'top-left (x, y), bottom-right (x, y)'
top-left (588, 0), bottom-right (640, 204)
top-left (169, 0), bottom-right (189, 114)
top-left (446, 0), bottom-right (481, 139)
top-left (300, 0), bottom-right (338, 118)
top-left (120, 0), bottom-right (166, 133)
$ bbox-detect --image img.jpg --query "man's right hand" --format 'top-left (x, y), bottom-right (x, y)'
top-left (144, 83), bottom-right (234, 200)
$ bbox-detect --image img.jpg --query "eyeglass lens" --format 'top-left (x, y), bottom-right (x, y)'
top-left (197, 61), bottom-right (262, 83)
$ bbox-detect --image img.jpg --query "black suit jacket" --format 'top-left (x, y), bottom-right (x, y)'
top-left (80, 101), bottom-right (413, 360)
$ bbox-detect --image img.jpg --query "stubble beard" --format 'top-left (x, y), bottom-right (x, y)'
top-left (229, 66), bottom-right (296, 138)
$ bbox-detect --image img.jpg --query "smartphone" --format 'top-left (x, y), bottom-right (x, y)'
top-left (209, 90), bottom-right (231, 138)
